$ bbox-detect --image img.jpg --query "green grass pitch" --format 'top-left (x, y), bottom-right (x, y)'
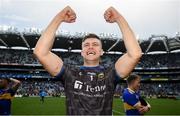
top-left (12, 97), bottom-right (180, 115)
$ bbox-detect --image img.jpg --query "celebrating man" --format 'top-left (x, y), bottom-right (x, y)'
top-left (34, 6), bottom-right (142, 115)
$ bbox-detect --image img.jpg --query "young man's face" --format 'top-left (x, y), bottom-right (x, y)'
top-left (0, 79), bottom-right (8, 89)
top-left (132, 77), bottom-right (141, 91)
top-left (81, 38), bottom-right (104, 62)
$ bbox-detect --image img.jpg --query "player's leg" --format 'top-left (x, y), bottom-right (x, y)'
top-left (42, 96), bottom-right (44, 103)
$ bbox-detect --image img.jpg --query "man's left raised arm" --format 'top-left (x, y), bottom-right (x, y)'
top-left (104, 7), bottom-right (142, 78)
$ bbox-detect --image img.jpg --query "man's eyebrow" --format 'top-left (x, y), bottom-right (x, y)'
top-left (92, 42), bottom-right (99, 44)
top-left (83, 42), bottom-right (89, 45)
top-left (83, 41), bottom-right (100, 45)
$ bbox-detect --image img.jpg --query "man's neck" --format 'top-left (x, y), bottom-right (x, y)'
top-left (128, 86), bottom-right (136, 92)
top-left (83, 60), bottom-right (100, 67)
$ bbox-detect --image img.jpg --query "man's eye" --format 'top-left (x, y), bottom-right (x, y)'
top-left (84, 44), bottom-right (89, 47)
top-left (93, 44), bottom-right (99, 46)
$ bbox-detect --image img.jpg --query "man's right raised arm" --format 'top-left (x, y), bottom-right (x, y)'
top-left (33, 6), bottom-right (76, 77)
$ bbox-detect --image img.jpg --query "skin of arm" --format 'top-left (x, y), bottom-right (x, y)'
top-left (33, 6), bottom-right (76, 77)
top-left (104, 7), bottom-right (142, 78)
top-left (9, 78), bottom-right (21, 92)
top-left (134, 101), bottom-right (151, 114)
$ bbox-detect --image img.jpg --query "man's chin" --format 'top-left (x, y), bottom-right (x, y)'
top-left (85, 57), bottom-right (99, 61)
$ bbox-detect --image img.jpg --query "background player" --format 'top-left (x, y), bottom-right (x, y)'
top-left (39, 89), bottom-right (47, 103)
top-left (122, 74), bottom-right (151, 115)
top-left (0, 78), bottom-right (21, 115)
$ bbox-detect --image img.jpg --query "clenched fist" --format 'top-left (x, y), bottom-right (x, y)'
top-left (59, 6), bottom-right (76, 23)
top-left (104, 7), bottom-right (121, 23)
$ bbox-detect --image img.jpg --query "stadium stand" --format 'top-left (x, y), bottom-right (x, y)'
top-left (0, 27), bottom-right (180, 98)
top-left (17, 80), bottom-right (64, 97)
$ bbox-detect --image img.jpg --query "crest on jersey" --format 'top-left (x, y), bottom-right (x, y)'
top-left (87, 72), bottom-right (96, 81)
top-left (98, 73), bottom-right (105, 79)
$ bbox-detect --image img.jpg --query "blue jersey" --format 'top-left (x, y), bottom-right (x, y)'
top-left (122, 88), bottom-right (140, 115)
top-left (0, 88), bottom-right (15, 115)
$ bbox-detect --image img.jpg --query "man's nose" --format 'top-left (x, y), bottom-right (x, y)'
top-left (89, 44), bottom-right (94, 49)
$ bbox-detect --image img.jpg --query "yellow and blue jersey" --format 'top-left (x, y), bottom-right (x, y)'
top-left (0, 88), bottom-right (15, 115)
top-left (122, 88), bottom-right (140, 115)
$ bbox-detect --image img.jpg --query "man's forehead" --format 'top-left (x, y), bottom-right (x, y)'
top-left (82, 38), bottom-right (101, 44)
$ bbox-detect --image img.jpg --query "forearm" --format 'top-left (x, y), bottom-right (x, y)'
top-left (147, 102), bottom-right (151, 110)
top-left (116, 15), bottom-right (142, 59)
top-left (34, 13), bottom-right (63, 56)
top-left (9, 78), bottom-right (21, 90)
top-left (9, 78), bottom-right (21, 84)
top-left (135, 102), bottom-right (151, 114)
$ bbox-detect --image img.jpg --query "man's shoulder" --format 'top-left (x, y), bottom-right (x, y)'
top-left (123, 88), bottom-right (134, 96)
top-left (0, 88), bottom-right (13, 93)
top-left (123, 88), bottom-right (129, 94)
top-left (63, 64), bottom-right (80, 69)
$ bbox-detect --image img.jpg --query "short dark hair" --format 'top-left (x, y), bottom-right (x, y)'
top-left (82, 33), bottom-right (101, 43)
top-left (126, 74), bottom-right (140, 85)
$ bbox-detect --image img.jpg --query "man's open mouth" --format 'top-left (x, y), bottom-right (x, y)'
top-left (87, 51), bottom-right (96, 55)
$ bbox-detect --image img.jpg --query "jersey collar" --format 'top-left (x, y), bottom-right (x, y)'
top-left (80, 65), bottom-right (104, 70)
top-left (127, 88), bottom-right (135, 94)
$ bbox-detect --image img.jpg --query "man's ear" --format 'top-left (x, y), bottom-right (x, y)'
top-left (101, 49), bottom-right (104, 56)
top-left (81, 50), bottom-right (84, 57)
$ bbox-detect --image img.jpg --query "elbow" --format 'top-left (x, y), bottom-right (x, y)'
top-left (14, 80), bottom-right (21, 87)
top-left (33, 48), bottom-right (39, 58)
top-left (134, 51), bottom-right (142, 60)
top-left (33, 46), bottom-right (49, 59)
top-left (16, 79), bottom-right (21, 84)
top-left (130, 50), bottom-right (142, 61)
top-left (132, 47), bottom-right (142, 60)
top-left (33, 48), bottom-right (43, 59)
top-left (17, 80), bottom-right (21, 85)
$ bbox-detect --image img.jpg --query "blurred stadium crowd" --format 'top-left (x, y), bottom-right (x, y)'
top-left (17, 80), bottom-right (64, 97)
top-left (0, 49), bottom-right (179, 98)
top-left (14, 80), bottom-right (180, 98)
top-left (1, 49), bottom-right (180, 68)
